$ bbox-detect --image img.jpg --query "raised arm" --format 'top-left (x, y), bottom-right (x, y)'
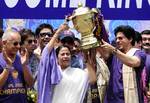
top-left (0, 48), bottom-right (14, 88)
top-left (84, 49), bottom-right (97, 84)
top-left (47, 23), bottom-right (69, 52)
top-left (21, 48), bottom-right (34, 87)
top-left (101, 40), bottom-right (141, 67)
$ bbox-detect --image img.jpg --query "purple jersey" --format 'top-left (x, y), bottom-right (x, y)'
top-left (0, 53), bottom-right (28, 103)
top-left (145, 54), bottom-right (150, 87)
top-left (105, 50), bottom-right (146, 103)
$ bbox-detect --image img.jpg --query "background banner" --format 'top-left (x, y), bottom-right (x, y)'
top-left (0, 0), bottom-right (150, 20)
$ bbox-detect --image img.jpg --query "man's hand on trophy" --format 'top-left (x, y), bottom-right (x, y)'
top-left (100, 39), bottom-right (116, 54)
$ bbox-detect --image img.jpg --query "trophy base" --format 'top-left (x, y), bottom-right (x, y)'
top-left (81, 35), bottom-right (100, 50)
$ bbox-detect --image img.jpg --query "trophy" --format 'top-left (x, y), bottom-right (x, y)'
top-left (67, 5), bottom-right (101, 50)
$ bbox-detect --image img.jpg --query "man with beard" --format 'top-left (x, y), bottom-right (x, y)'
top-left (100, 25), bottom-right (146, 103)
top-left (141, 30), bottom-right (150, 102)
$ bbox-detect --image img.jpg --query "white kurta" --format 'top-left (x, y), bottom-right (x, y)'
top-left (52, 66), bottom-right (89, 103)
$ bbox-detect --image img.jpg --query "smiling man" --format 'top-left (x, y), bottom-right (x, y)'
top-left (99, 25), bottom-right (146, 103)
top-left (0, 28), bottom-right (34, 103)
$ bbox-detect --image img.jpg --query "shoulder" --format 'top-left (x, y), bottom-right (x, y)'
top-left (134, 49), bottom-right (146, 60)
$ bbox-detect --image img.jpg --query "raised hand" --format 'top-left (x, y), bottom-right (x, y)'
top-left (56, 23), bottom-right (69, 34)
top-left (3, 46), bottom-right (14, 66)
top-left (20, 47), bottom-right (29, 66)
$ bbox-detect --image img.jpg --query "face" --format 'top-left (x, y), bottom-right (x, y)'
top-left (23, 36), bottom-right (37, 53)
top-left (39, 28), bottom-right (53, 48)
top-left (134, 41), bottom-right (142, 49)
top-left (4, 32), bottom-right (21, 56)
top-left (72, 40), bottom-right (80, 54)
top-left (116, 32), bottom-right (132, 52)
top-left (57, 47), bottom-right (71, 69)
top-left (142, 34), bottom-right (150, 50)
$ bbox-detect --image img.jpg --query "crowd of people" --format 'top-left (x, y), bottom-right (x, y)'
top-left (0, 23), bottom-right (150, 103)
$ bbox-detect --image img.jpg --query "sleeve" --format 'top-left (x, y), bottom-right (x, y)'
top-left (37, 45), bottom-right (62, 103)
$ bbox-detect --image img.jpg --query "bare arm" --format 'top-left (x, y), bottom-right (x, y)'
top-left (47, 23), bottom-right (69, 52)
top-left (101, 40), bottom-right (141, 67)
top-left (84, 49), bottom-right (97, 84)
top-left (0, 69), bottom-right (9, 88)
top-left (0, 48), bottom-right (13, 88)
top-left (22, 65), bottom-right (34, 87)
top-left (21, 48), bottom-right (34, 87)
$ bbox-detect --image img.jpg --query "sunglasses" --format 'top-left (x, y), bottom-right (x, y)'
top-left (27, 39), bottom-right (37, 44)
top-left (13, 41), bottom-right (21, 46)
top-left (39, 32), bottom-right (53, 37)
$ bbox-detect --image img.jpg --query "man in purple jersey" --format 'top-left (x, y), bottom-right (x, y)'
top-left (100, 25), bottom-right (146, 103)
top-left (0, 28), bottom-right (34, 103)
top-left (141, 30), bottom-right (150, 102)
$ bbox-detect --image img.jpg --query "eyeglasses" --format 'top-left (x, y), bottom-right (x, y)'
top-left (27, 39), bottom-right (37, 44)
top-left (13, 41), bottom-right (21, 46)
top-left (39, 32), bottom-right (53, 37)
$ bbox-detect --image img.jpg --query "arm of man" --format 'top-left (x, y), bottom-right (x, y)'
top-left (0, 48), bottom-right (13, 88)
top-left (0, 69), bottom-right (9, 88)
top-left (22, 65), bottom-right (34, 87)
top-left (21, 48), bottom-right (34, 87)
top-left (101, 40), bottom-right (143, 68)
top-left (113, 49), bottom-right (141, 67)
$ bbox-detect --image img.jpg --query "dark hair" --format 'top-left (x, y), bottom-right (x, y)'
top-left (56, 45), bottom-right (71, 57)
top-left (141, 30), bottom-right (150, 35)
top-left (114, 25), bottom-right (136, 46)
top-left (35, 23), bottom-right (54, 37)
top-left (135, 31), bottom-right (142, 43)
top-left (19, 28), bottom-right (35, 45)
top-left (74, 37), bottom-right (81, 44)
top-left (0, 28), bottom-right (4, 38)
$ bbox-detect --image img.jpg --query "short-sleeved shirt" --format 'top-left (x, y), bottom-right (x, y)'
top-left (0, 53), bottom-right (28, 103)
top-left (104, 50), bottom-right (146, 103)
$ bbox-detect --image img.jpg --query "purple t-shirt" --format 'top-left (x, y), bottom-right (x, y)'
top-left (0, 53), bottom-right (28, 103)
top-left (104, 50), bottom-right (146, 103)
top-left (145, 54), bottom-right (150, 87)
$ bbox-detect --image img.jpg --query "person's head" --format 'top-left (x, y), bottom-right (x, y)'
top-left (0, 28), bottom-right (4, 53)
top-left (114, 25), bottom-right (136, 52)
top-left (72, 38), bottom-right (81, 54)
top-left (20, 28), bottom-right (37, 54)
top-left (134, 31), bottom-right (142, 49)
top-left (56, 45), bottom-right (71, 70)
top-left (2, 28), bottom-right (21, 56)
top-left (59, 30), bottom-right (75, 51)
top-left (35, 23), bottom-right (54, 49)
top-left (141, 30), bottom-right (150, 52)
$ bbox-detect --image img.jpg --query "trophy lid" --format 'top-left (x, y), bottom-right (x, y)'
top-left (72, 4), bottom-right (92, 18)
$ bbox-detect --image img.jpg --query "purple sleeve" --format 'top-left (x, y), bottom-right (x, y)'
top-left (38, 45), bottom-right (62, 103)
top-left (134, 50), bottom-right (146, 69)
